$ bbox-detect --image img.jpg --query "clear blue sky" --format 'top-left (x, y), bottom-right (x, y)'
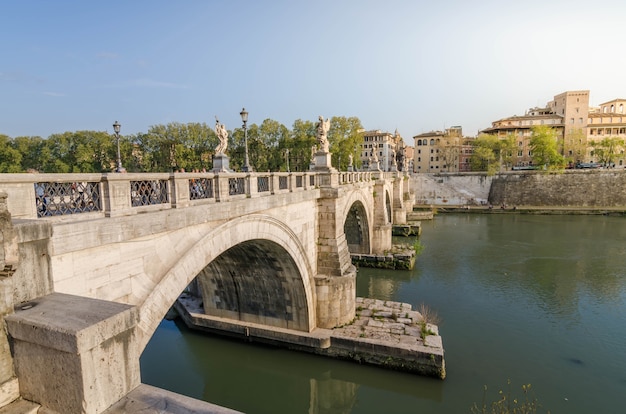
top-left (2, 0), bottom-right (625, 142)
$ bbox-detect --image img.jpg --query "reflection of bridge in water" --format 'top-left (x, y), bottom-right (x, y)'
top-left (0, 169), bottom-right (414, 413)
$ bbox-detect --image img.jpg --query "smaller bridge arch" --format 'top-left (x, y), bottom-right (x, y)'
top-left (340, 187), bottom-right (374, 255)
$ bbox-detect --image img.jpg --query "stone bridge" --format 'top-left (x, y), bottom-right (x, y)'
top-left (0, 169), bottom-right (413, 413)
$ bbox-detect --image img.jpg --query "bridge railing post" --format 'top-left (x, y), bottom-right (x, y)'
top-left (246, 172), bottom-right (258, 197)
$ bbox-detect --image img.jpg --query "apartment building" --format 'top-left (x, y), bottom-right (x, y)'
top-left (482, 90), bottom-right (626, 167)
top-left (360, 129), bottom-right (409, 171)
top-left (413, 126), bottom-right (470, 173)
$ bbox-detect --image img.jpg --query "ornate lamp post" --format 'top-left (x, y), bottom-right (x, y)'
top-left (240, 108), bottom-right (252, 172)
top-left (113, 121), bottom-right (123, 172)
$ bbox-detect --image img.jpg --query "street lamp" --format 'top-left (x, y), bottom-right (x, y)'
top-left (240, 108), bottom-right (252, 172)
top-left (285, 148), bottom-right (290, 172)
top-left (113, 121), bottom-right (123, 172)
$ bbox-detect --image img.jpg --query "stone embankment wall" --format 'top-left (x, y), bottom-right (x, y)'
top-left (489, 170), bottom-right (626, 207)
top-left (411, 170), bottom-right (626, 207)
top-left (410, 173), bottom-right (493, 206)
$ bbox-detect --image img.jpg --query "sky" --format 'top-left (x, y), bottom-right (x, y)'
top-left (2, 0), bottom-right (626, 143)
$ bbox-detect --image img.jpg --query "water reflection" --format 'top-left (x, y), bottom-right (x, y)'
top-left (141, 318), bottom-right (445, 414)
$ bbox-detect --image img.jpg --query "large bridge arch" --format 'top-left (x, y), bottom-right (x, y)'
top-left (135, 214), bottom-right (316, 351)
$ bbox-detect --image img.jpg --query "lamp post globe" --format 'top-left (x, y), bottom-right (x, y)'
top-left (113, 121), bottom-right (123, 173)
top-left (240, 108), bottom-right (252, 172)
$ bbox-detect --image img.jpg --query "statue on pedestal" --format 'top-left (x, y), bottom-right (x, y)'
top-left (214, 118), bottom-right (228, 154)
top-left (316, 116), bottom-right (330, 153)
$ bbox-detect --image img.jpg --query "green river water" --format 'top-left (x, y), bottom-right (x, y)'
top-left (141, 214), bottom-right (626, 413)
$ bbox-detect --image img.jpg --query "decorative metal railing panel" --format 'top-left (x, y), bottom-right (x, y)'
top-left (228, 177), bottom-right (245, 195)
top-left (257, 176), bottom-right (270, 193)
top-left (35, 182), bottom-right (101, 217)
top-left (279, 176), bottom-right (288, 190)
top-left (131, 180), bottom-right (169, 207)
top-left (296, 175), bottom-right (303, 188)
top-left (189, 178), bottom-right (213, 200)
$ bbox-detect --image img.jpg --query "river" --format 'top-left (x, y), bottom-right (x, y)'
top-left (141, 214), bottom-right (626, 413)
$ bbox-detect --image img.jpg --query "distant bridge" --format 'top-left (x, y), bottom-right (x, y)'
top-left (0, 169), bottom-right (413, 413)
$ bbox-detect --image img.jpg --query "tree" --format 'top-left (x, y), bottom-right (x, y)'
top-left (327, 116), bottom-right (363, 171)
top-left (290, 119), bottom-right (317, 172)
top-left (469, 134), bottom-right (501, 174)
top-left (529, 125), bottom-right (564, 169)
top-left (563, 128), bottom-right (587, 166)
top-left (0, 135), bottom-right (23, 173)
top-left (12, 136), bottom-right (46, 172)
top-left (593, 137), bottom-right (624, 167)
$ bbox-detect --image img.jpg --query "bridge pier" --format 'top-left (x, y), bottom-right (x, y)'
top-left (315, 177), bottom-right (357, 329)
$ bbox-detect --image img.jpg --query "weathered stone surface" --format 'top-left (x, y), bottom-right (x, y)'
top-left (103, 384), bottom-right (241, 414)
top-left (6, 293), bottom-right (140, 414)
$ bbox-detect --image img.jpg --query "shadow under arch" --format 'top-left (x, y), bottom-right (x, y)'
top-left (135, 214), bottom-right (316, 352)
top-left (344, 200), bottom-right (370, 254)
top-left (195, 239), bottom-right (309, 331)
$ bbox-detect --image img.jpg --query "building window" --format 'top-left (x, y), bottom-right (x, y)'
top-left (518, 150), bottom-right (523, 156)
top-left (518, 141), bottom-right (523, 146)
top-left (528, 151), bottom-right (532, 156)
top-left (570, 118), bottom-right (574, 124)
top-left (430, 157), bottom-right (434, 162)
top-left (418, 157), bottom-right (421, 162)
top-left (579, 118), bottom-right (583, 124)
top-left (430, 139), bottom-right (435, 145)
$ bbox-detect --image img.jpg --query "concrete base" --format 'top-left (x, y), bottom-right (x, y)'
top-left (5, 293), bottom-right (140, 414)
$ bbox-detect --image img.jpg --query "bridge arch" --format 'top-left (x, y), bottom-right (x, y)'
top-left (340, 188), bottom-right (374, 255)
top-left (136, 214), bottom-right (316, 351)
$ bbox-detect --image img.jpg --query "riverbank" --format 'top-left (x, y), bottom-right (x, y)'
top-left (174, 294), bottom-right (445, 379)
top-left (431, 205), bottom-right (626, 215)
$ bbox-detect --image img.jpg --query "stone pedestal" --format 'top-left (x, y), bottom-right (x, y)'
top-left (369, 159), bottom-right (381, 171)
top-left (212, 154), bottom-right (231, 173)
top-left (6, 293), bottom-right (140, 414)
top-left (313, 151), bottom-right (335, 172)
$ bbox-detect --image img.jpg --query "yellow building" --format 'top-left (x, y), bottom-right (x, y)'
top-left (413, 126), bottom-right (469, 173)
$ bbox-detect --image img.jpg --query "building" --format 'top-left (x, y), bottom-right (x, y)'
top-left (413, 126), bottom-right (470, 173)
top-left (482, 90), bottom-right (626, 167)
top-left (360, 129), bottom-right (409, 172)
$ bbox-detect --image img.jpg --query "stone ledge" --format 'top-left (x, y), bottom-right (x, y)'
top-left (6, 292), bottom-right (137, 354)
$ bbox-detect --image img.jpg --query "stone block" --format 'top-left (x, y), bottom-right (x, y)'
top-left (6, 293), bottom-right (140, 414)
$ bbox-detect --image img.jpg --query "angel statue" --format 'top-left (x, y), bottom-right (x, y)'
top-left (316, 115), bottom-right (330, 153)
top-left (214, 117), bottom-right (228, 154)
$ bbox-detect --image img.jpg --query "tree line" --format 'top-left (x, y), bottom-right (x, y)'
top-left (0, 116), bottom-right (364, 174)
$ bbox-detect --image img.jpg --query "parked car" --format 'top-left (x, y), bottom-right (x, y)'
top-left (575, 162), bottom-right (602, 169)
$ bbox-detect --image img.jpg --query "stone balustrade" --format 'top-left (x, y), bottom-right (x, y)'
top-left (0, 170), bottom-right (375, 220)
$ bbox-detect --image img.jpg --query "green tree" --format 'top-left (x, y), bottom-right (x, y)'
top-left (470, 134), bottom-right (501, 174)
top-left (12, 136), bottom-right (46, 172)
top-left (0, 134), bottom-right (23, 173)
top-left (289, 119), bottom-right (317, 172)
top-left (529, 125), bottom-right (564, 169)
top-left (327, 116), bottom-right (363, 171)
top-left (593, 137), bottom-right (624, 167)
top-left (563, 128), bottom-right (587, 166)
